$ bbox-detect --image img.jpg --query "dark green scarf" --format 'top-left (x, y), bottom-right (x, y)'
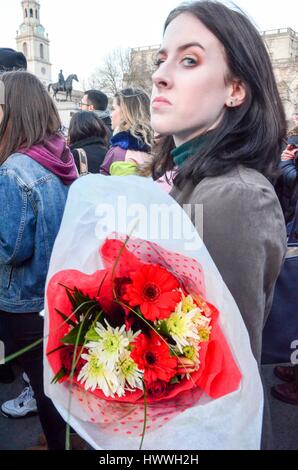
top-left (171, 133), bottom-right (211, 167)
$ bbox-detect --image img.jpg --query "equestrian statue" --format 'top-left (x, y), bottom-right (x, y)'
top-left (48, 70), bottom-right (79, 101)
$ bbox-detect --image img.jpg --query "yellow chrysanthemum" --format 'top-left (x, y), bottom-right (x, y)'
top-left (181, 293), bottom-right (198, 313)
top-left (164, 309), bottom-right (200, 353)
top-left (182, 345), bottom-right (197, 361)
top-left (198, 326), bottom-right (211, 342)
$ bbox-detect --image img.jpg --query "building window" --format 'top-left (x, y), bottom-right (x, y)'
top-left (40, 44), bottom-right (44, 59)
top-left (30, 8), bottom-right (33, 17)
top-left (35, 10), bottom-right (38, 19)
top-left (23, 42), bottom-right (28, 57)
top-left (41, 67), bottom-right (46, 75)
top-left (25, 8), bottom-right (28, 17)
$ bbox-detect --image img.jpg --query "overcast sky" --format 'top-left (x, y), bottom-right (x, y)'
top-left (0, 0), bottom-right (297, 89)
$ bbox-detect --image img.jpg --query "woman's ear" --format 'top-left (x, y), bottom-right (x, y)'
top-left (226, 79), bottom-right (246, 108)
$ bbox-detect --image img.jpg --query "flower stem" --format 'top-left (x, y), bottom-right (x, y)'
top-left (139, 380), bottom-right (147, 450)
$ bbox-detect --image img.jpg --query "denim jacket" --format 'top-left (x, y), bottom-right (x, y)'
top-left (0, 153), bottom-right (69, 313)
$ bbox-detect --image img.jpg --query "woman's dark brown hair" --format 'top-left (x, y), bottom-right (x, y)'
top-left (0, 71), bottom-right (61, 164)
top-left (152, 1), bottom-right (287, 187)
top-left (68, 111), bottom-right (109, 146)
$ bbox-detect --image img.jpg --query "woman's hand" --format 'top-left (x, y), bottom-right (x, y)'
top-left (281, 146), bottom-right (298, 161)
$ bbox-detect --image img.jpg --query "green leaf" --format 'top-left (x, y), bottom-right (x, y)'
top-left (51, 366), bottom-right (67, 384)
top-left (61, 307), bottom-right (102, 345)
top-left (170, 376), bottom-right (180, 385)
top-left (156, 320), bottom-right (170, 337)
top-left (55, 308), bottom-right (77, 327)
top-left (61, 324), bottom-right (86, 345)
top-left (47, 344), bottom-right (67, 356)
top-left (64, 286), bottom-right (78, 309)
top-left (85, 326), bottom-right (101, 342)
top-left (58, 283), bottom-right (75, 292)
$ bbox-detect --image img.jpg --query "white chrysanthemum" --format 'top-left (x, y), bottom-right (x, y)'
top-left (175, 292), bottom-right (202, 317)
top-left (180, 292), bottom-right (201, 314)
top-left (164, 309), bottom-right (200, 353)
top-left (77, 350), bottom-right (119, 397)
top-left (193, 312), bottom-right (212, 342)
top-left (116, 352), bottom-right (143, 392)
top-left (86, 320), bottom-right (139, 370)
top-left (193, 312), bottom-right (211, 328)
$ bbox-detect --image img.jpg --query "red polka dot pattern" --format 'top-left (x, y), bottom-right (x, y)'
top-left (69, 383), bottom-right (203, 438)
top-left (101, 233), bottom-right (206, 298)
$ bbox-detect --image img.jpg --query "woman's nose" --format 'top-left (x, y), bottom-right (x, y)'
top-left (152, 65), bottom-right (172, 89)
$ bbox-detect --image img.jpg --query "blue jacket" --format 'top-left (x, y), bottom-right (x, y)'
top-left (276, 158), bottom-right (298, 224)
top-left (0, 153), bottom-right (69, 313)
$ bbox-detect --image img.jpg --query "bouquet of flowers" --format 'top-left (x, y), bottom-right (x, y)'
top-left (47, 237), bottom-right (241, 408)
top-left (44, 175), bottom-right (264, 450)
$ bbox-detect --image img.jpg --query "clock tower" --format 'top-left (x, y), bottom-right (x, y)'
top-left (16, 1), bottom-right (52, 86)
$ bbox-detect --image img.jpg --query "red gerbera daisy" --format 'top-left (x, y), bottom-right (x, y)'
top-left (131, 333), bottom-right (177, 384)
top-left (123, 264), bottom-right (181, 321)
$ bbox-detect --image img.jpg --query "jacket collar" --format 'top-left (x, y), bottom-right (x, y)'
top-left (110, 131), bottom-right (150, 152)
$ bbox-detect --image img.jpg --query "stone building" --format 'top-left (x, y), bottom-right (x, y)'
top-left (261, 28), bottom-right (298, 123)
top-left (128, 45), bottom-right (160, 93)
top-left (16, 0), bottom-right (52, 87)
top-left (15, 1), bottom-right (82, 127)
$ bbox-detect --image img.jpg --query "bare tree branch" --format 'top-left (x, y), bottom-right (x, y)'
top-left (87, 47), bottom-right (157, 97)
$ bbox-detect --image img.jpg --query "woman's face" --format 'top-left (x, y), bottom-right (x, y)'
top-left (0, 105), bottom-right (3, 124)
top-left (111, 98), bottom-right (122, 131)
top-left (151, 13), bottom-right (232, 146)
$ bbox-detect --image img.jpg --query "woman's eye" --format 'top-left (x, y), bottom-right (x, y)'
top-left (153, 58), bottom-right (165, 68)
top-left (182, 57), bottom-right (197, 66)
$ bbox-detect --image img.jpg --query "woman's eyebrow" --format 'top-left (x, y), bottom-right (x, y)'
top-left (157, 42), bottom-right (206, 56)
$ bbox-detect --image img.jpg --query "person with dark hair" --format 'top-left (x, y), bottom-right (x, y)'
top-left (275, 126), bottom-right (298, 226)
top-left (80, 89), bottom-right (112, 132)
top-left (150, 0), bottom-right (287, 449)
top-left (0, 47), bottom-right (27, 72)
top-left (0, 49), bottom-right (27, 385)
top-left (68, 111), bottom-right (109, 174)
top-left (0, 71), bottom-right (77, 449)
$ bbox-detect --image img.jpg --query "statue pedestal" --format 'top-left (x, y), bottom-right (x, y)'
top-left (54, 90), bottom-right (84, 128)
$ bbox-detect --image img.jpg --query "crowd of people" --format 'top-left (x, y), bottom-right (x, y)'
top-left (0, 0), bottom-right (297, 451)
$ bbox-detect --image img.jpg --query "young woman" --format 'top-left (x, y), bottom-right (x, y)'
top-left (150, 0), bottom-right (286, 366)
top-left (100, 87), bottom-right (153, 175)
top-left (0, 71), bottom-right (78, 449)
top-left (150, 3), bottom-right (287, 449)
top-left (68, 111), bottom-right (109, 174)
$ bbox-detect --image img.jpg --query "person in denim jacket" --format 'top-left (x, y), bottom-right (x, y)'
top-left (0, 47), bottom-right (27, 386)
top-left (0, 71), bottom-right (77, 449)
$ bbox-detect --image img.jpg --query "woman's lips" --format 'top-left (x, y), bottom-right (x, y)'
top-left (152, 97), bottom-right (172, 109)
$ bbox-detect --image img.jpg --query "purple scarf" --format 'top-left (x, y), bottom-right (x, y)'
top-left (20, 135), bottom-right (78, 185)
